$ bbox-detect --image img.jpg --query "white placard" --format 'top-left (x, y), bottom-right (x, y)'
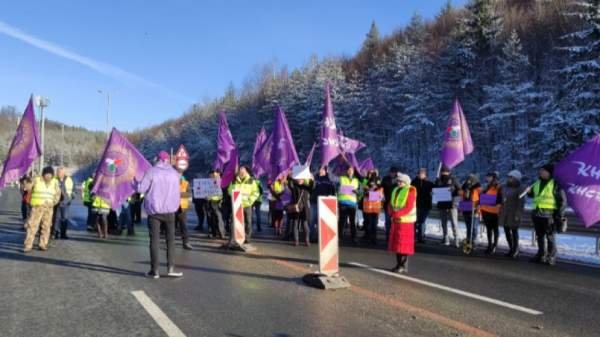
top-left (432, 187), bottom-right (452, 203)
top-left (193, 178), bottom-right (222, 199)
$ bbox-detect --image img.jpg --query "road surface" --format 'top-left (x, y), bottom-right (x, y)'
top-left (1, 188), bottom-right (599, 337)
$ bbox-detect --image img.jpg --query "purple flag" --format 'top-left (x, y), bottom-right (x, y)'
top-left (221, 148), bottom-right (238, 188)
top-left (305, 142), bottom-right (316, 167)
top-left (256, 107), bottom-right (300, 181)
top-left (339, 133), bottom-right (366, 154)
top-left (92, 128), bottom-right (151, 209)
top-left (359, 157), bottom-right (375, 176)
top-left (213, 111), bottom-right (237, 171)
top-left (252, 127), bottom-right (268, 178)
top-left (440, 99), bottom-right (474, 169)
top-left (320, 83), bottom-right (341, 167)
top-left (554, 134), bottom-right (600, 227)
top-left (0, 97), bottom-right (41, 189)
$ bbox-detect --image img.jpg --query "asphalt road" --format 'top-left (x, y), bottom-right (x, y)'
top-left (1, 188), bottom-right (599, 337)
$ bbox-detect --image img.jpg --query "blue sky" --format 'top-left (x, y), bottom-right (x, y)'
top-left (0, 0), bottom-right (466, 132)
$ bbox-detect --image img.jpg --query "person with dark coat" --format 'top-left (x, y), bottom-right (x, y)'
top-left (388, 173), bottom-right (417, 273)
top-left (362, 170), bottom-right (383, 245)
top-left (460, 173), bottom-right (481, 246)
top-left (310, 166), bottom-right (336, 241)
top-left (499, 170), bottom-right (526, 258)
top-left (288, 168), bottom-right (314, 247)
top-left (411, 168), bottom-right (433, 243)
top-left (480, 172), bottom-right (503, 255)
top-left (382, 167), bottom-right (399, 242)
top-left (434, 166), bottom-right (461, 247)
top-left (526, 164), bottom-right (567, 266)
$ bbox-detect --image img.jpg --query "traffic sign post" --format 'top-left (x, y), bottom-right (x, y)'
top-left (303, 196), bottom-right (350, 290)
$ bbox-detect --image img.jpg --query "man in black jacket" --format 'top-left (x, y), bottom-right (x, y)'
top-left (381, 166), bottom-right (399, 242)
top-left (412, 168), bottom-right (433, 243)
top-left (527, 164), bottom-right (567, 266)
top-left (310, 166), bottom-right (336, 241)
top-left (434, 166), bottom-right (461, 247)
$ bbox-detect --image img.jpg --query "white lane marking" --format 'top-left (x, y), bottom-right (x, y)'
top-left (347, 262), bottom-right (543, 316)
top-left (132, 290), bottom-right (187, 337)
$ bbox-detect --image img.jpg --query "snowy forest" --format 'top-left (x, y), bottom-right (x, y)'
top-left (129, 0), bottom-right (599, 179)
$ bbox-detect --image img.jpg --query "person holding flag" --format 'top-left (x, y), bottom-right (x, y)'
top-left (81, 173), bottom-right (95, 231)
top-left (526, 164), bottom-right (567, 266)
top-left (23, 166), bottom-right (60, 252)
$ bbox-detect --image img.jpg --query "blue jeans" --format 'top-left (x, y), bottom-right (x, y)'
top-left (253, 202), bottom-right (262, 231)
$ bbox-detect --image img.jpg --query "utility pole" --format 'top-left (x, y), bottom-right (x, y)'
top-left (60, 124), bottom-right (65, 166)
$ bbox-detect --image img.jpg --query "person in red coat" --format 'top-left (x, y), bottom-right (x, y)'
top-left (388, 173), bottom-right (417, 273)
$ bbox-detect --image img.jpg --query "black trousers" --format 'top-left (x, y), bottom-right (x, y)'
top-left (364, 213), bottom-right (379, 244)
top-left (338, 205), bottom-right (357, 240)
top-left (148, 213), bottom-right (176, 273)
top-left (243, 207), bottom-right (253, 241)
top-left (131, 201), bottom-right (143, 224)
top-left (482, 212), bottom-right (499, 248)
top-left (504, 226), bottom-right (520, 253)
top-left (193, 199), bottom-right (207, 230)
top-left (207, 201), bottom-right (226, 238)
top-left (175, 207), bottom-right (190, 244)
top-left (533, 216), bottom-right (556, 260)
top-left (21, 202), bottom-right (30, 222)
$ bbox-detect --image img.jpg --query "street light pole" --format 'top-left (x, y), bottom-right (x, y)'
top-left (35, 96), bottom-right (50, 174)
top-left (97, 90), bottom-right (111, 139)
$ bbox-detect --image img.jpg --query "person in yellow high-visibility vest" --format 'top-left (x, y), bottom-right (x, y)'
top-left (337, 166), bottom-right (360, 244)
top-left (23, 166), bottom-right (60, 252)
top-left (81, 173), bottom-right (95, 230)
top-left (175, 168), bottom-right (193, 250)
top-left (526, 164), bottom-right (566, 266)
top-left (388, 173), bottom-right (417, 273)
top-left (227, 165), bottom-right (260, 243)
top-left (91, 194), bottom-right (111, 239)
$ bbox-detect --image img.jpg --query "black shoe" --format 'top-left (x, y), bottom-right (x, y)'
top-left (60, 234), bottom-right (69, 240)
top-left (511, 250), bottom-right (520, 259)
top-left (183, 243), bottom-right (193, 250)
top-left (145, 271), bottom-right (159, 279)
top-left (547, 257), bottom-right (556, 266)
top-left (390, 266), bottom-right (400, 273)
top-left (54, 232), bottom-right (60, 240)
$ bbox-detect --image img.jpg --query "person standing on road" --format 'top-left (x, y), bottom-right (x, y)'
top-left (527, 164), bottom-right (567, 266)
top-left (338, 166), bottom-right (360, 244)
top-left (480, 172), bottom-right (503, 255)
top-left (460, 173), bottom-right (481, 247)
top-left (434, 166), bottom-right (461, 247)
top-left (269, 175), bottom-right (287, 237)
top-left (388, 173), bottom-right (417, 273)
top-left (310, 166), bottom-right (336, 242)
top-left (411, 168), bottom-right (433, 244)
top-left (362, 170), bottom-right (383, 245)
top-left (138, 151), bottom-right (183, 279)
top-left (175, 169), bottom-right (193, 250)
top-left (252, 178), bottom-right (264, 233)
top-left (81, 173), bottom-right (95, 231)
top-left (499, 170), bottom-right (525, 258)
top-left (206, 170), bottom-right (226, 239)
top-left (382, 167), bottom-right (399, 242)
top-left (52, 167), bottom-right (74, 240)
top-left (91, 194), bottom-right (110, 239)
top-left (19, 175), bottom-right (33, 227)
top-left (227, 165), bottom-right (260, 243)
top-left (23, 166), bottom-right (60, 252)
top-left (287, 166), bottom-right (313, 247)
top-left (192, 172), bottom-right (208, 232)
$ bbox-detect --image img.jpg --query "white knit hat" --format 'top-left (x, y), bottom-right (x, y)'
top-left (397, 173), bottom-right (411, 185)
top-left (507, 170), bottom-right (522, 181)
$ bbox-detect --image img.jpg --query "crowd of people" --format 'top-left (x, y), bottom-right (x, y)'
top-left (17, 150), bottom-right (568, 276)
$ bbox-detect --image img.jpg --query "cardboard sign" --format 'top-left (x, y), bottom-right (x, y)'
top-left (432, 187), bottom-right (452, 203)
top-left (193, 178), bottom-right (222, 199)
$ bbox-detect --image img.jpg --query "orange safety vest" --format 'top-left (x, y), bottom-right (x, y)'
top-left (480, 185), bottom-right (500, 214)
top-left (362, 187), bottom-right (383, 214)
top-left (180, 179), bottom-right (190, 210)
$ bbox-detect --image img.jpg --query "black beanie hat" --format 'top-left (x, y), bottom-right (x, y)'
top-left (42, 166), bottom-right (54, 176)
top-left (541, 163), bottom-right (554, 176)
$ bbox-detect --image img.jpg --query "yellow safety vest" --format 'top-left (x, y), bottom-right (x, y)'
top-left (180, 178), bottom-right (190, 209)
top-left (92, 196), bottom-right (111, 209)
top-left (228, 176), bottom-right (259, 208)
top-left (30, 177), bottom-right (59, 207)
top-left (269, 181), bottom-right (284, 201)
top-left (82, 177), bottom-right (93, 203)
top-left (338, 176), bottom-right (359, 204)
top-left (532, 179), bottom-right (557, 210)
top-left (391, 186), bottom-right (417, 223)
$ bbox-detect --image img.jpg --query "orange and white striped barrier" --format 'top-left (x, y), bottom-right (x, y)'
top-left (231, 189), bottom-right (245, 246)
top-left (318, 196), bottom-right (339, 276)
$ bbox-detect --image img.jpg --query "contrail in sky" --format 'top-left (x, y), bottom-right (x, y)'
top-left (0, 19), bottom-right (193, 103)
